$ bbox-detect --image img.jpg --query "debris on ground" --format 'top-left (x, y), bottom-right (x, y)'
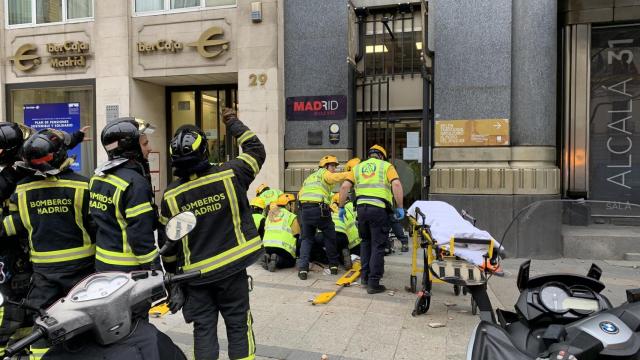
top-left (428, 323), bottom-right (446, 328)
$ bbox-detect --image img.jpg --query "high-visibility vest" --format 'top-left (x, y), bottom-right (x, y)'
top-left (252, 213), bottom-right (265, 230)
top-left (331, 211), bottom-right (347, 235)
top-left (299, 168), bottom-right (331, 204)
top-left (259, 188), bottom-right (283, 207)
top-left (353, 158), bottom-right (393, 208)
top-left (263, 208), bottom-right (297, 257)
top-left (344, 203), bottom-right (361, 249)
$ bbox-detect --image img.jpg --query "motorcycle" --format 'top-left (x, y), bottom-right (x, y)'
top-left (427, 199), bottom-right (640, 360)
top-left (0, 211), bottom-right (198, 360)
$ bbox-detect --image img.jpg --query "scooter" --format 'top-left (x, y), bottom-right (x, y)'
top-left (0, 211), bottom-right (198, 360)
top-left (460, 200), bottom-right (640, 360)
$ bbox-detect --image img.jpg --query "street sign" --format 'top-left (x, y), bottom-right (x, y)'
top-left (434, 119), bottom-right (510, 147)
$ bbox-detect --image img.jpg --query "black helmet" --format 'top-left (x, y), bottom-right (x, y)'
top-left (22, 129), bottom-right (69, 171)
top-left (101, 117), bottom-right (154, 161)
top-left (0, 122), bottom-right (30, 165)
top-left (170, 125), bottom-right (209, 166)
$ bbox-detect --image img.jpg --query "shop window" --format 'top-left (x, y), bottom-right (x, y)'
top-left (6, 0), bottom-right (93, 27)
top-left (8, 84), bottom-right (96, 178)
top-left (135, 0), bottom-right (236, 14)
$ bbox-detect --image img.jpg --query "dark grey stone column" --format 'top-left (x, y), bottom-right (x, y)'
top-left (511, 0), bottom-right (557, 146)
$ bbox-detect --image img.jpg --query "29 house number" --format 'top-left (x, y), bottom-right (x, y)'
top-left (249, 73), bottom-right (267, 86)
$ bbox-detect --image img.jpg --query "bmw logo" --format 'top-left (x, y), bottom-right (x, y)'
top-left (599, 321), bottom-right (619, 334)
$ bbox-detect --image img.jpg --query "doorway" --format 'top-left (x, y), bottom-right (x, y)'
top-left (167, 85), bottom-right (238, 169)
top-left (356, 117), bottom-right (423, 207)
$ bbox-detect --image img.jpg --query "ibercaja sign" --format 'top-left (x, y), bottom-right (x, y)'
top-left (286, 95), bottom-right (347, 121)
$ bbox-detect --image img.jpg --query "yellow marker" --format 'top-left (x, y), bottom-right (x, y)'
top-left (149, 302), bottom-right (170, 317)
top-left (312, 261), bottom-right (361, 305)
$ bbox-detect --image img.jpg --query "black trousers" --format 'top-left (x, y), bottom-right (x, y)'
top-left (182, 269), bottom-right (255, 360)
top-left (265, 247), bottom-right (296, 269)
top-left (357, 205), bottom-right (391, 286)
top-left (298, 205), bottom-right (339, 270)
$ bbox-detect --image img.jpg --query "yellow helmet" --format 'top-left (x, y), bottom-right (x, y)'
top-left (250, 197), bottom-right (266, 210)
top-left (256, 183), bottom-right (269, 196)
top-left (276, 193), bottom-right (296, 206)
top-left (331, 193), bottom-right (340, 204)
top-left (344, 157), bottom-right (361, 171)
top-left (318, 155), bottom-right (339, 168)
top-left (368, 145), bottom-right (387, 160)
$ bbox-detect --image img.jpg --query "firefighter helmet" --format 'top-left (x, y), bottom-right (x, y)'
top-left (318, 155), bottom-right (339, 168)
top-left (368, 145), bottom-right (387, 160)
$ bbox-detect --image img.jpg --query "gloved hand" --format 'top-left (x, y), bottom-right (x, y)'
top-left (338, 207), bottom-right (346, 222)
top-left (221, 107), bottom-right (237, 125)
top-left (168, 283), bottom-right (185, 314)
top-left (395, 208), bottom-right (405, 220)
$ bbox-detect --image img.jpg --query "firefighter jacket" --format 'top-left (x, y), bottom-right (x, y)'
top-left (161, 117), bottom-right (265, 284)
top-left (90, 162), bottom-right (158, 272)
top-left (2, 170), bottom-right (94, 271)
top-left (263, 208), bottom-right (298, 257)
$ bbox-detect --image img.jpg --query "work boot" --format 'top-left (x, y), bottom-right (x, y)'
top-left (330, 266), bottom-right (339, 275)
top-left (268, 253), bottom-right (278, 272)
top-left (367, 284), bottom-right (387, 294)
top-left (260, 253), bottom-right (269, 270)
top-left (401, 243), bottom-right (409, 253)
top-left (341, 248), bottom-right (352, 270)
top-left (298, 270), bottom-right (308, 280)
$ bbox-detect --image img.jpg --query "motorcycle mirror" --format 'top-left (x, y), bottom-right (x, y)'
top-left (428, 258), bottom-right (487, 287)
top-left (517, 259), bottom-right (531, 291)
top-left (165, 211), bottom-right (197, 241)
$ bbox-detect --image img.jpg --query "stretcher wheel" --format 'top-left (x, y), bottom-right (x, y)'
top-left (463, 286), bottom-right (468, 296)
top-left (471, 297), bottom-right (478, 315)
top-left (453, 284), bottom-right (461, 296)
top-left (412, 293), bottom-right (431, 317)
top-left (409, 275), bottom-right (417, 293)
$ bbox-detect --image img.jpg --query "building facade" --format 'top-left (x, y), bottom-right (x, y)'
top-left (1, 0), bottom-right (284, 199)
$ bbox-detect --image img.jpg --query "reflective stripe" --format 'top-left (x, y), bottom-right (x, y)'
top-left (238, 130), bottom-right (256, 146)
top-left (3, 216), bottom-right (16, 236)
top-left (159, 215), bottom-right (169, 225)
top-left (163, 170), bottom-right (233, 199)
top-left (17, 191), bottom-right (33, 250)
top-left (90, 174), bottom-right (129, 191)
top-left (96, 246), bottom-right (158, 266)
top-left (16, 179), bottom-right (87, 193)
top-left (238, 153), bottom-right (259, 176)
top-left (263, 239), bottom-right (295, 255)
top-left (162, 255), bottom-right (177, 263)
top-left (355, 183), bottom-right (387, 189)
top-left (74, 187), bottom-right (91, 247)
top-left (29, 347), bottom-right (49, 360)
top-left (224, 178), bottom-right (246, 244)
top-left (358, 197), bottom-right (386, 206)
top-left (246, 310), bottom-right (256, 358)
top-left (264, 226), bottom-right (293, 234)
top-left (30, 245), bottom-right (95, 264)
top-left (125, 202), bottom-right (153, 218)
top-left (183, 236), bottom-right (262, 273)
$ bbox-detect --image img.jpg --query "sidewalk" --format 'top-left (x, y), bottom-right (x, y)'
top-left (152, 252), bottom-right (640, 360)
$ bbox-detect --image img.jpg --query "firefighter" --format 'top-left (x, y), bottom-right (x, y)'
top-left (296, 156), bottom-right (359, 280)
top-left (0, 123), bottom-right (33, 356)
top-left (256, 183), bottom-right (283, 208)
top-left (90, 117), bottom-right (159, 273)
top-left (338, 145), bottom-right (404, 294)
top-left (330, 193), bottom-right (360, 270)
top-left (1, 129), bottom-right (95, 358)
top-left (250, 197), bottom-right (267, 239)
top-left (262, 193), bottom-right (299, 272)
top-left (161, 108), bottom-right (265, 360)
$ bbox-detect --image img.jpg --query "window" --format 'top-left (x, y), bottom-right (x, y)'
top-left (135, 0), bottom-right (236, 14)
top-left (6, 0), bottom-right (93, 27)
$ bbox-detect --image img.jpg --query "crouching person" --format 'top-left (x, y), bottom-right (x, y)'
top-left (262, 193), bottom-right (299, 272)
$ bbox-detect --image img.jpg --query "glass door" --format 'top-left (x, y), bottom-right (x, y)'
top-left (168, 86), bottom-right (237, 163)
top-left (358, 118), bottom-right (424, 207)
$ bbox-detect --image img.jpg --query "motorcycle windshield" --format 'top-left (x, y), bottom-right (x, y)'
top-left (497, 199), bottom-right (640, 306)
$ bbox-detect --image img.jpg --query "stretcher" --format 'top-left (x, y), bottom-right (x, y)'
top-left (405, 201), bottom-right (501, 316)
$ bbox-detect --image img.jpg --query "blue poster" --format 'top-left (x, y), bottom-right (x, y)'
top-left (23, 103), bottom-right (82, 172)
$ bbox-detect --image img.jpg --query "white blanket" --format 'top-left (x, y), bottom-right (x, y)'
top-left (407, 201), bottom-right (502, 265)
